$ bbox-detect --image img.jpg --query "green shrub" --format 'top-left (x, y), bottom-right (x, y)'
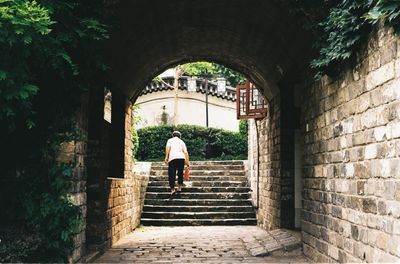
top-left (137, 125), bottom-right (247, 161)
top-left (131, 105), bottom-right (140, 161)
top-left (239, 119), bottom-right (248, 137)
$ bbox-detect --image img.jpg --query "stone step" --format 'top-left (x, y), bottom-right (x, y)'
top-left (150, 165), bottom-right (245, 171)
top-left (143, 205), bottom-right (255, 212)
top-left (140, 218), bottom-right (257, 226)
top-left (150, 170), bottom-right (246, 176)
top-left (151, 160), bottom-right (245, 166)
top-left (144, 198), bottom-right (253, 206)
top-left (149, 175), bottom-right (247, 182)
top-left (146, 186), bottom-right (251, 193)
top-left (148, 181), bottom-right (248, 187)
top-left (141, 211), bottom-right (256, 219)
top-left (142, 160), bottom-right (253, 226)
top-left (145, 192), bottom-right (249, 200)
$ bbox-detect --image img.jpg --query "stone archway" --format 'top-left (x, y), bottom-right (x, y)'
top-left (103, 0), bottom-right (313, 101)
top-left (78, 1), bottom-right (400, 263)
top-left (83, 0), bottom-right (313, 260)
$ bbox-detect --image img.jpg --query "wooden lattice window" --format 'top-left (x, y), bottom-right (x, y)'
top-left (236, 80), bottom-right (268, 119)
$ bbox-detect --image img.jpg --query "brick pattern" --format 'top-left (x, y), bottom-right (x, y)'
top-left (62, 97), bottom-right (151, 262)
top-left (105, 102), bottom-right (150, 246)
top-left (105, 174), bottom-right (148, 246)
top-left (57, 95), bottom-right (89, 262)
top-left (301, 26), bottom-right (400, 263)
top-left (248, 96), bottom-right (282, 230)
top-left (60, 139), bottom-right (88, 262)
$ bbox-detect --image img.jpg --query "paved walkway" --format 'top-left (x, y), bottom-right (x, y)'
top-left (93, 226), bottom-right (310, 263)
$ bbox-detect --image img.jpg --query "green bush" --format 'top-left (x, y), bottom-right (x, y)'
top-left (239, 119), bottom-right (248, 137)
top-left (131, 105), bottom-right (141, 161)
top-left (136, 125), bottom-right (248, 161)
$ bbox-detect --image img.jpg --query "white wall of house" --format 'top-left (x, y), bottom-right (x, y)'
top-left (135, 89), bottom-right (239, 132)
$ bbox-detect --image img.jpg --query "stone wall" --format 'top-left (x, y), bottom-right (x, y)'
top-left (66, 95), bottom-right (89, 262)
top-left (105, 166), bottom-right (149, 245)
top-left (135, 89), bottom-right (240, 131)
top-left (104, 102), bottom-right (151, 247)
top-left (131, 163), bottom-right (152, 228)
top-left (73, 93), bottom-right (151, 261)
top-left (248, 95), bottom-right (282, 230)
top-left (247, 25), bottom-right (400, 263)
top-left (59, 139), bottom-right (88, 263)
top-left (301, 26), bottom-right (400, 262)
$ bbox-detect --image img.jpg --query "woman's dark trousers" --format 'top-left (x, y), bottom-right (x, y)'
top-left (168, 159), bottom-right (185, 189)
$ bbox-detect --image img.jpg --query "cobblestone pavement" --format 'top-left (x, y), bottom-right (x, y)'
top-left (93, 226), bottom-right (310, 263)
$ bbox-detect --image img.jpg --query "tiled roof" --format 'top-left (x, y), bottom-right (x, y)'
top-left (141, 77), bottom-right (237, 102)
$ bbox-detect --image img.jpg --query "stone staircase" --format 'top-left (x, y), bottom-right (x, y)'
top-left (141, 160), bottom-right (256, 226)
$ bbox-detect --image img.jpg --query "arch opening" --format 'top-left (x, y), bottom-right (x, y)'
top-left (85, 0), bottom-right (313, 255)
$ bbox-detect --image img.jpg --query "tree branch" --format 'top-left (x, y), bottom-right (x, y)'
top-left (156, 77), bottom-right (175, 89)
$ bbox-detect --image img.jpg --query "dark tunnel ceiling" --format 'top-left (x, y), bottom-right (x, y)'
top-left (104, 0), bottom-right (314, 101)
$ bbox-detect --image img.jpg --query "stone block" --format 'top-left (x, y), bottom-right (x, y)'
top-left (356, 93), bottom-right (371, 113)
top-left (396, 182), bottom-right (400, 200)
top-left (346, 197), bottom-right (362, 211)
top-left (380, 159), bottom-right (391, 178)
top-left (70, 192), bottom-right (87, 206)
top-left (378, 200), bottom-right (387, 215)
top-left (331, 206), bottom-right (343, 219)
top-left (391, 122), bottom-right (400, 139)
top-left (351, 225), bottom-right (359, 240)
top-left (392, 220), bottom-right (400, 235)
top-left (395, 58), bottom-right (400, 77)
top-left (357, 181), bottom-right (366, 195)
top-left (362, 198), bottom-right (377, 214)
top-left (383, 219), bottom-right (394, 234)
top-left (381, 40), bottom-right (397, 65)
top-left (374, 126), bottom-right (388, 142)
top-left (386, 201), bottom-right (400, 218)
top-left (384, 181), bottom-right (397, 199)
top-left (371, 159), bottom-right (383, 177)
top-left (367, 229), bottom-right (378, 246)
top-left (365, 143), bottom-right (378, 159)
top-left (388, 235), bottom-right (400, 257)
top-left (354, 162), bottom-right (370, 178)
top-left (366, 61), bottom-right (395, 91)
top-left (328, 245), bottom-right (339, 260)
top-left (387, 141), bottom-right (396, 157)
top-left (369, 51), bottom-right (381, 72)
top-left (57, 141), bottom-right (76, 163)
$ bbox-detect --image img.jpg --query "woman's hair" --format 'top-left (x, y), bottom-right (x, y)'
top-left (172, 131), bottom-right (181, 138)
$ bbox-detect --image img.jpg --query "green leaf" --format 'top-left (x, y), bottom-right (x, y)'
top-left (0, 70), bottom-right (7, 80)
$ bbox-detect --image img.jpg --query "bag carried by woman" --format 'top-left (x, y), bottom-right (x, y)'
top-left (184, 166), bottom-right (190, 181)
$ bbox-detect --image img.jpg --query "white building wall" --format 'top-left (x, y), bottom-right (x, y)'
top-left (135, 89), bottom-right (239, 131)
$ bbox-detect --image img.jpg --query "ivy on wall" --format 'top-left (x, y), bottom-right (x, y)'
top-left (0, 0), bottom-right (109, 262)
top-left (286, 0), bottom-right (400, 78)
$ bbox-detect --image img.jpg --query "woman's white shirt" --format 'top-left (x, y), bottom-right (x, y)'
top-left (166, 137), bottom-right (187, 162)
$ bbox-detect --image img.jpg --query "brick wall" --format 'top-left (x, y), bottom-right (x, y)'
top-left (106, 163), bottom-right (150, 246)
top-left (131, 163), bottom-right (152, 228)
top-left (301, 26), bottom-right (400, 262)
top-left (248, 95), bottom-right (282, 230)
top-left (68, 94), bottom-right (151, 261)
top-left (67, 95), bottom-right (89, 262)
top-left (105, 167), bottom-right (149, 245)
top-left (104, 102), bottom-right (151, 246)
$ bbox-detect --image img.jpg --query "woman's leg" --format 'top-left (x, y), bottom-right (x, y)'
top-left (168, 159), bottom-right (176, 191)
top-left (176, 159), bottom-right (185, 190)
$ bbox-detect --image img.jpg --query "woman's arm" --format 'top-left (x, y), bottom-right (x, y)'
top-left (165, 145), bottom-right (171, 164)
top-left (184, 151), bottom-right (190, 167)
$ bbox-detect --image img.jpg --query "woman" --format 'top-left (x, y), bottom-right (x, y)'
top-left (164, 131), bottom-right (190, 195)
